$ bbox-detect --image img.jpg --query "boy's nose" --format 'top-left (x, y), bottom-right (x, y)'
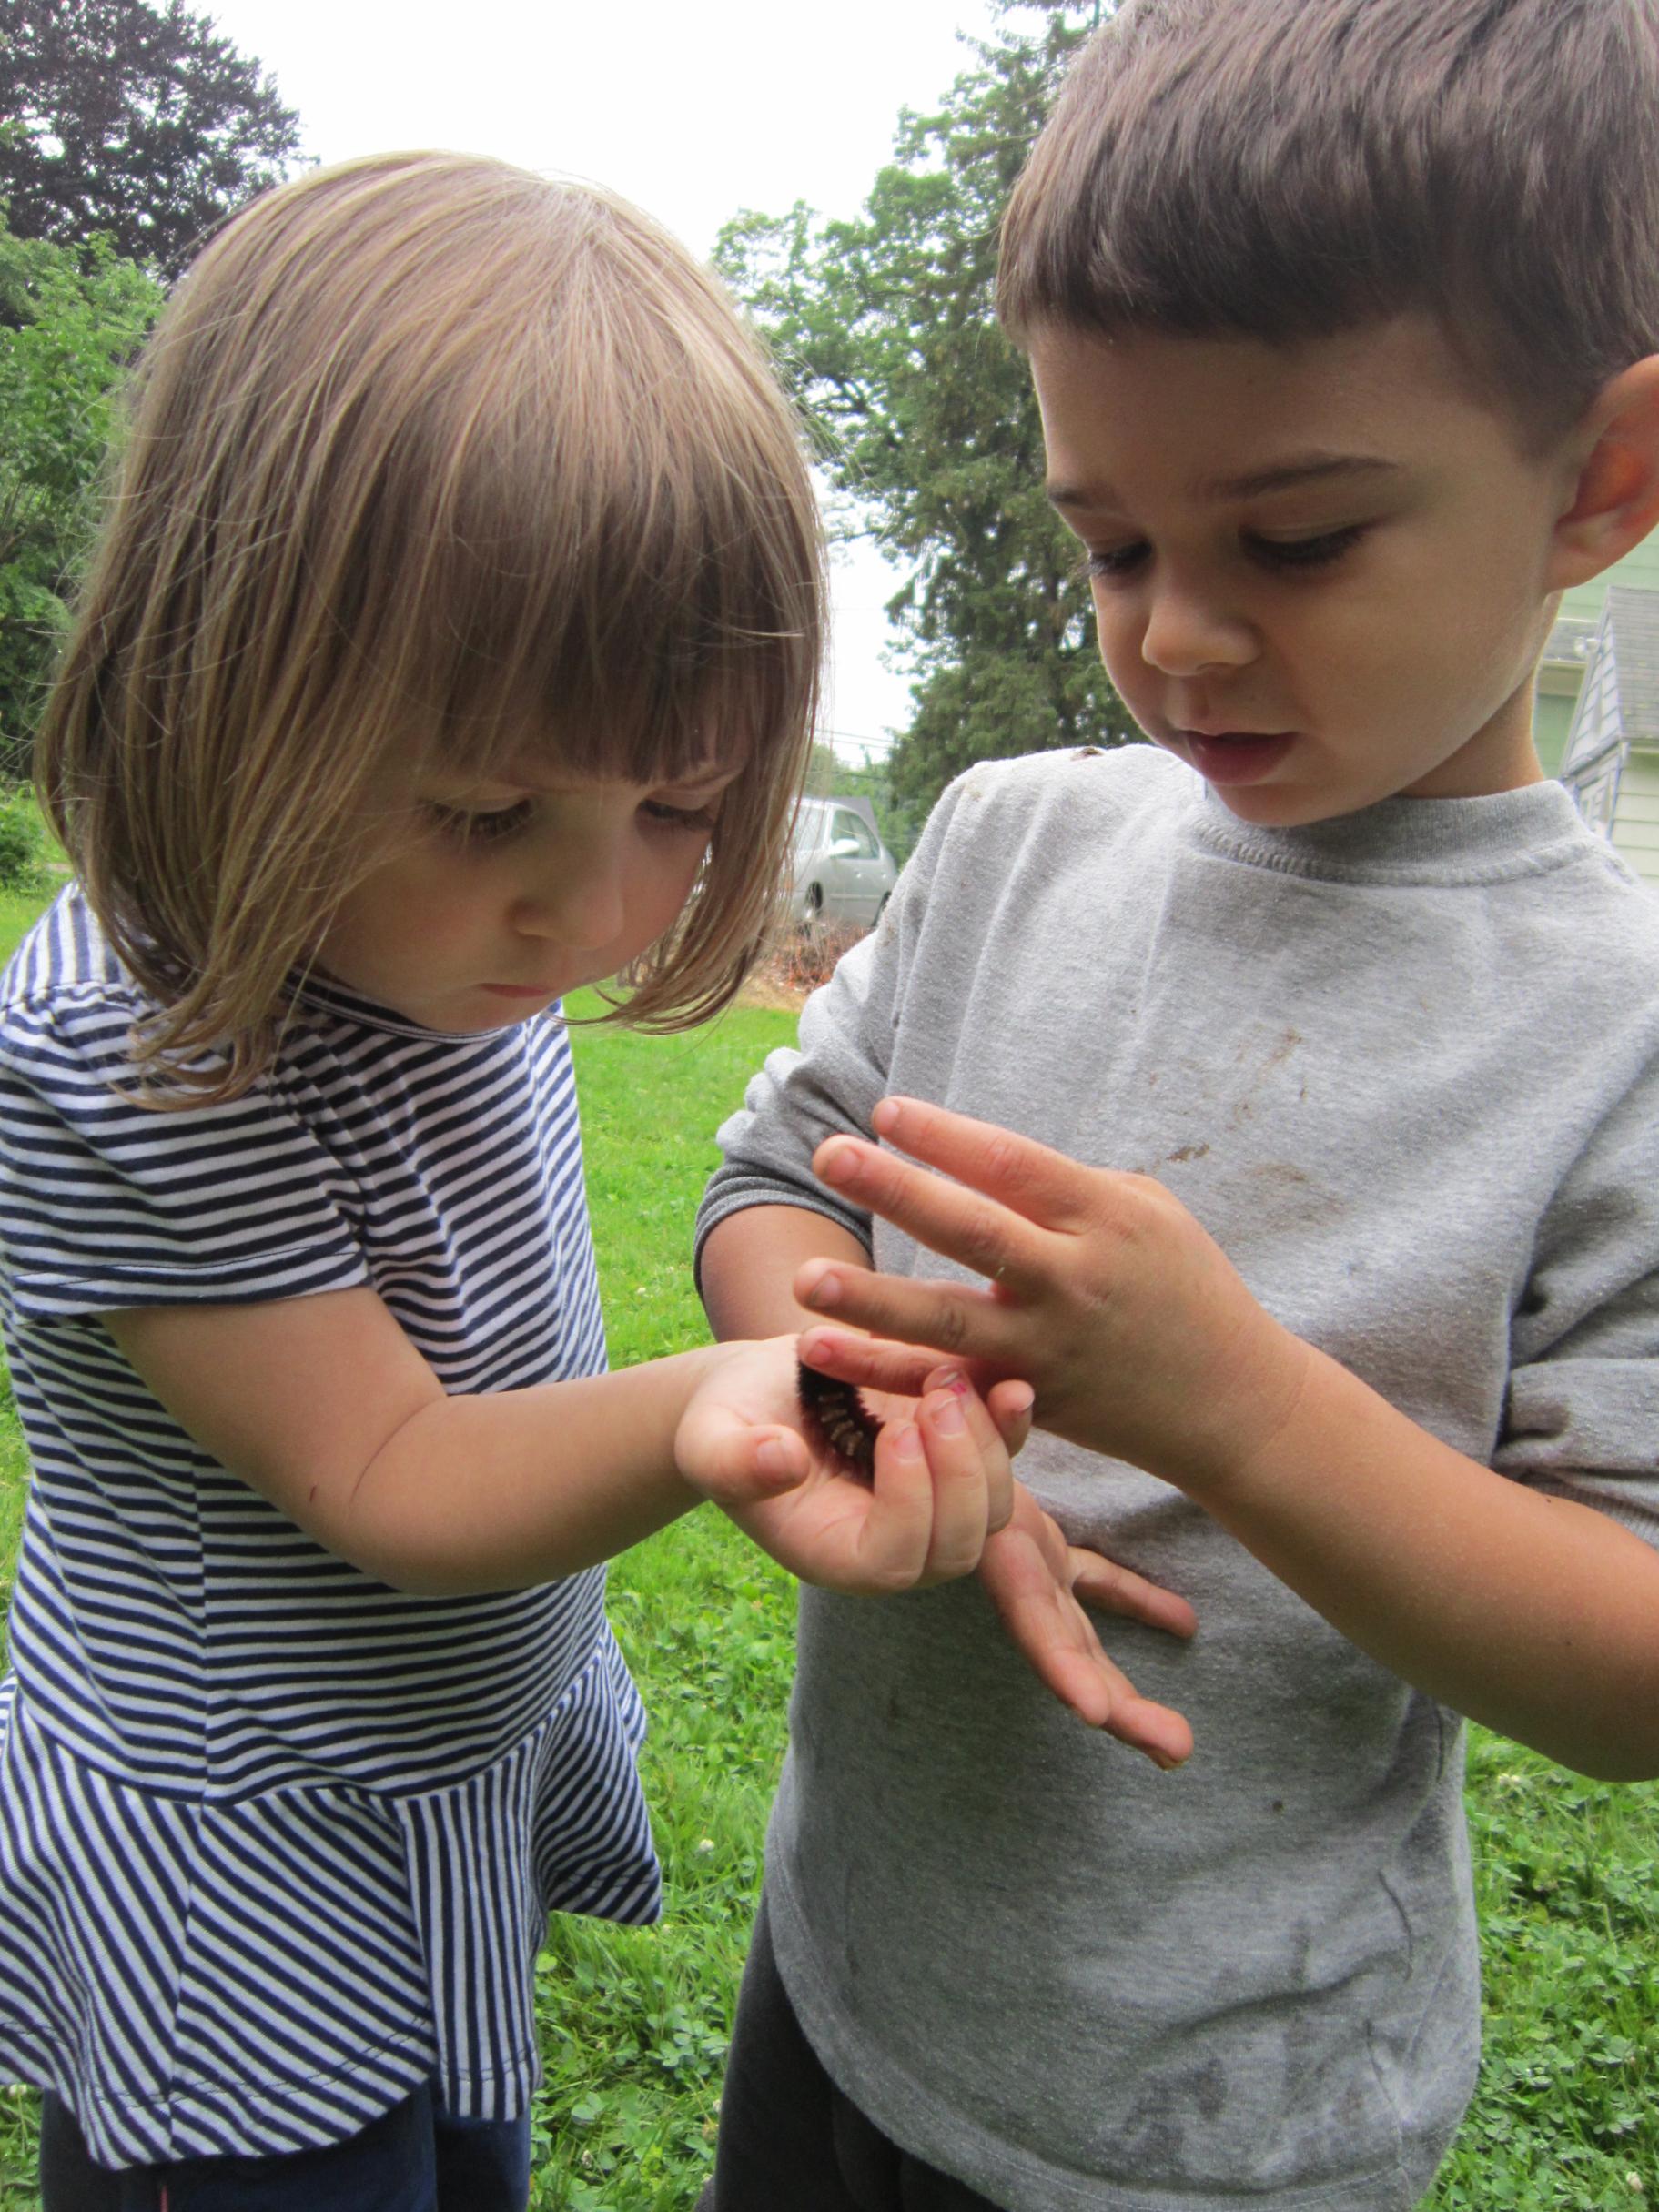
top-left (1139, 583), bottom-right (1256, 676)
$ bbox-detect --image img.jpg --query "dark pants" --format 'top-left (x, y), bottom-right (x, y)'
top-left (701, 1894), bottom-right (1000, 2212)
top-left (40, 2082), bottom-right (532, 2212)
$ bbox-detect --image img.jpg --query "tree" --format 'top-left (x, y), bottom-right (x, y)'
top-left (0, 210), bottom-right (161, 758)
top-left (0, 0), bottom-right (301, 278)
top-left (715, 1), bottom-right (1137, 821)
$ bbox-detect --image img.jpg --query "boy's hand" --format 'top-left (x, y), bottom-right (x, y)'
top-left (793, 1096), bottom-right (1311, 1497)
top-left (674, 1334), bottom-right (1021, 1595)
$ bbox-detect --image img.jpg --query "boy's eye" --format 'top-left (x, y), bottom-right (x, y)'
top-left (425, 798), bottom-right (535, 844)
top-left (1083, 542), bottom-right (1150, 583)
top-left (1084, 525), bottom-right (1368, 585)
top-left (1248, 524), bottom-right (1367, 570)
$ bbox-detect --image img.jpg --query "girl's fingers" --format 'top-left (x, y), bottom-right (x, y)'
top-left (984, 1377), bottom-right (1036, 1464)
top-left (978, 1523), bottom-right (1194, 1766)
top-left (1097, 1690), bottom-right (1194, 1769)
top-left (914, 1373), bottom-right (1015, 1567)
top-left (868, 1096), bottom-right (1093, 1233)
top-left (814, 1135), bottom-right (1048, 1296)
top-left (795, 1338), bottom-right (1035, 1490)
top-left (1069, 1548), bottom-right (1199, 1640)
top-left (854, 1419), bottom-right (943, 1591)
top-left (920, 1365), bottom-right (1022, 1530)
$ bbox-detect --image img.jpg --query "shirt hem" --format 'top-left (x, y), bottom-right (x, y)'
top-left (764, 1856), bottom-right (1418, 2212)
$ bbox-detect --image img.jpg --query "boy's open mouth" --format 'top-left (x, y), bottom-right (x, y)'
top-left (1173, 730), bottom-right (1295, 784)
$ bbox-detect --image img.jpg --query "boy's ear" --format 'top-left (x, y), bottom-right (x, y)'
top-left (1547, 357), bottom-right (1659, 590)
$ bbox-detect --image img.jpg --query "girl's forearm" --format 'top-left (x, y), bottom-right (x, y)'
top-left (341, 1348), bottom-right (725, 1594)
top-left (1197, 1342), bottom-right (1659, 1779)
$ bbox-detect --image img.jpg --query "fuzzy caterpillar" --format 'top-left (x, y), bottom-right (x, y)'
top-left (795, 1359), bottom-right (880, 1477)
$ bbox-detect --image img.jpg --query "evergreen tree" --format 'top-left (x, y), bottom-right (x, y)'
top-left (716, 1), bottom-right (1136, 820)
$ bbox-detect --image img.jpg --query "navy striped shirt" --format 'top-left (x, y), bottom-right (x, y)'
top-left (0, 888), bottom-right (660, 2166)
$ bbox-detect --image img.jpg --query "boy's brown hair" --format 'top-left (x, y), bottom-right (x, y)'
top-left (37, 152), bottom-right (824, 1096)
top-left (999, 0), bottom-right (1659, 438)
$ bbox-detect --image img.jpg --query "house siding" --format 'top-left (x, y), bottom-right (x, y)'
top-left (1534, 531), bottom-right (1659, 766)
top-left (1612, 749), bottom-right (1659, 887)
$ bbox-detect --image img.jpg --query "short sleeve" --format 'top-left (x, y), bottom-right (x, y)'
top-left (1495, 1073), bottom-right (1659, 1548)
top-left (693, 768), bottom-right (986, 1278)
top-left (0, 989), bottom-right (369, 1324)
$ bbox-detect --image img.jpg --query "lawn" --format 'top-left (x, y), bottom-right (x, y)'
top-left (0, 906), bottom-right (1653, 2208)
top-left (0, 888), bottom-right (46, 971)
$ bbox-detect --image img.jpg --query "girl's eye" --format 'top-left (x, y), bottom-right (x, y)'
top-left (426, 798), bottom-right (535, 844)
top-left (642, 798), bottom-right (720, 833)
top-left (1248, 524), bottom-right (1368, 570)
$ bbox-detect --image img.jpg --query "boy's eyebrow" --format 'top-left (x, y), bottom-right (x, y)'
top-left (1047, 454), bottom-right (1403, 511)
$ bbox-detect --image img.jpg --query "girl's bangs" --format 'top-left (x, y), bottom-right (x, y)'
top-left (374, 343), bottom-right (807, 799)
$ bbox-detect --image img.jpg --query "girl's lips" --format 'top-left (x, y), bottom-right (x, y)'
top-left (1174, 730), bottom-right (1296, 785)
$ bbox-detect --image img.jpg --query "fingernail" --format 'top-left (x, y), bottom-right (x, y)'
top-left (872, 1098), bottom-right (901, 1137)
top-left (930, 1395), bottom-right (966, 1436)
top-left (934, 1368), bottom-right (967, 1394)
top-left (893, 1423), bottom-right (924, 1461)
top-left (804, 1273), bottom-right (841, 1311)
top-left (757, 1439), bottom-right (794, 1479)
top-left (819, 1143), bottom-right (860, 1187)
top-left (1007, 1385), bottom-right (1035, 1417)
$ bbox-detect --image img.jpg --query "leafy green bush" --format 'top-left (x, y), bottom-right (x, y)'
top-left (0, 784), bottom-right (50, 891)
top-left (0, 214), bottom-right (162, 758)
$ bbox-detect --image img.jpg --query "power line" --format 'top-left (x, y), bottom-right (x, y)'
top-left (818, 726), bottom-right (896, 756)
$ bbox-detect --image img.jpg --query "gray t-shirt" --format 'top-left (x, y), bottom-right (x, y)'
top-left (697, 746), bottom-right (1659, 2212)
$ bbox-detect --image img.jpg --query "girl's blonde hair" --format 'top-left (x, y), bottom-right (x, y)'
top-left (36, 151), bottom-right (824, 1096)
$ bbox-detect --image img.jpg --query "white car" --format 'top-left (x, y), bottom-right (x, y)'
top-left (789, 796), bottom-right (899, 929)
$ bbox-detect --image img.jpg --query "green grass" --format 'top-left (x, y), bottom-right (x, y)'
top-left (0, 922), bottom-right (1654, 2207)
top-left (0, 887), bottom-right (48, 971)
top-left (1438, 1738), bottom-right (1659, 2210)
top-left (526, 993), bottom-right (799, 2208)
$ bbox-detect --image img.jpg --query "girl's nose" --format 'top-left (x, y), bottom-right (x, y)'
top-left (512, 844), bottom-right (629, 952)
top-left (1139, 580), bottom-right (1256, 677)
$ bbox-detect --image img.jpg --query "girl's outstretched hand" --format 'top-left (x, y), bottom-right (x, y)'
top-left (681, 1330), bottom-right (1197, 1763)
top-left (674, 1334), bottom-right (1024, 1595)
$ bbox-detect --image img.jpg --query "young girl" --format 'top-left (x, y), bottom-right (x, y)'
top-left (0, 154), bottom-right (1067, 2211)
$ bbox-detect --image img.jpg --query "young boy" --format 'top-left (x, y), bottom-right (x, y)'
top-left (693, 2), bottom-right (1659, 2207)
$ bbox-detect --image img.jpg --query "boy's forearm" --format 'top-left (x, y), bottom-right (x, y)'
top-left (1203, 1344), bottom-right (1659, 1780)
top-left (782, 1102), bottom-right (1659, 1778)
top-left (700, 1205), bottom-right (871, 1341)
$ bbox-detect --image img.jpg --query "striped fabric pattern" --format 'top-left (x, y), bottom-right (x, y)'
top-left (0, 889), bottom-right (661, 2167)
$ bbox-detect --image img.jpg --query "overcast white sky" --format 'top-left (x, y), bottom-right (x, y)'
top-left (198, 1), bottom-right (1011, 758)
